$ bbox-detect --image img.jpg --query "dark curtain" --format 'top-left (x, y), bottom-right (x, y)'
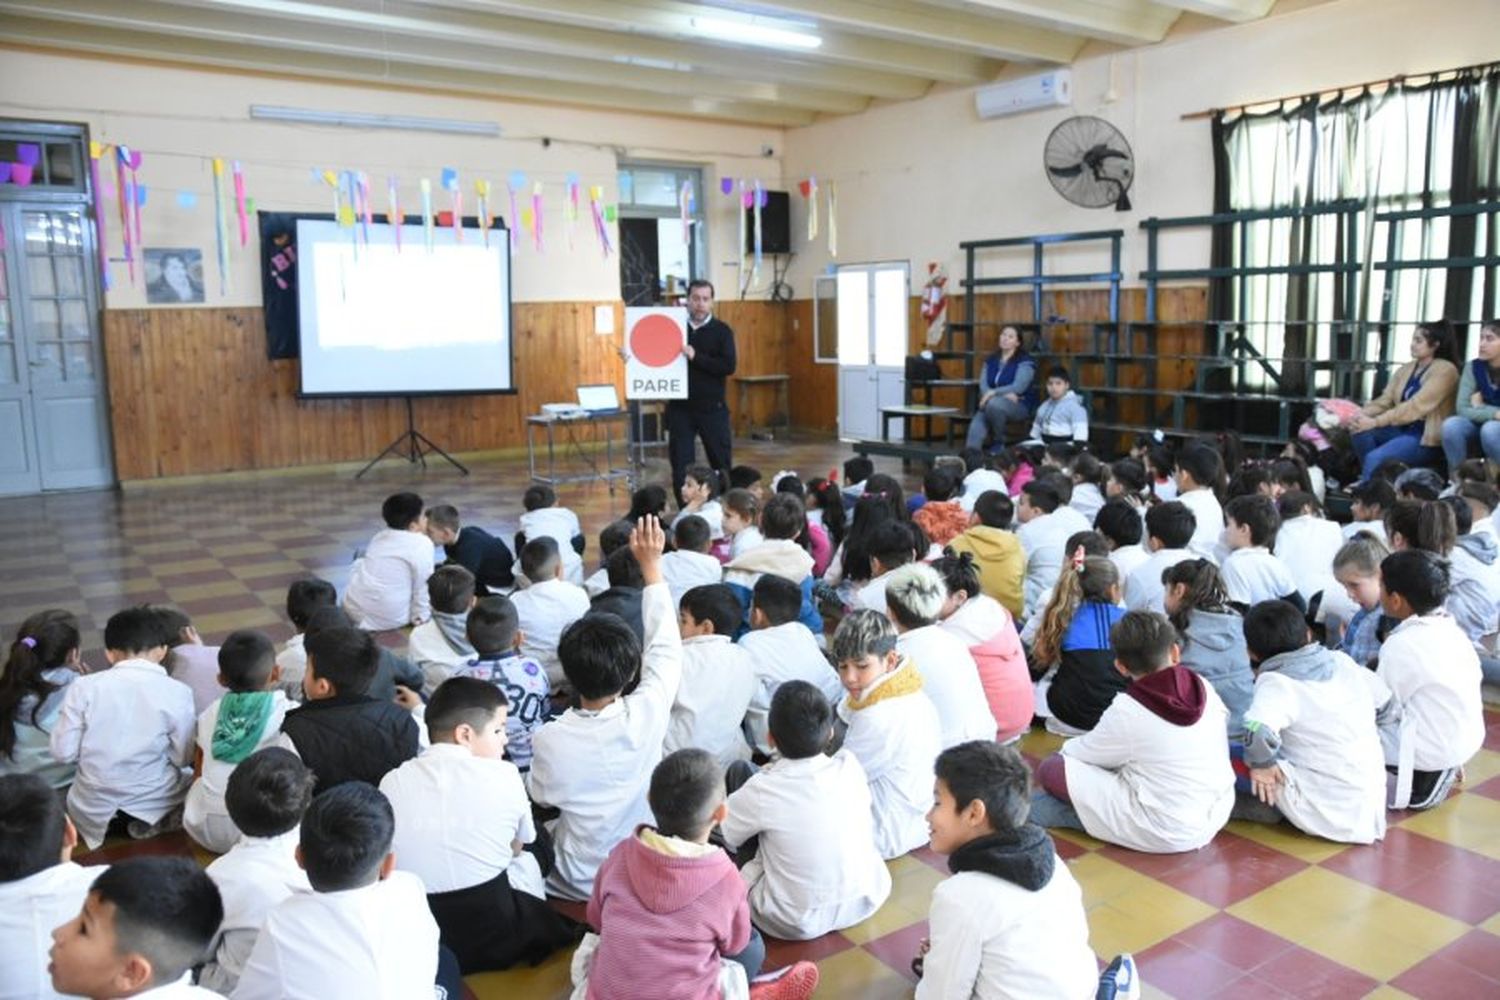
top-left (1207, 113), bottom-right (1235, 323)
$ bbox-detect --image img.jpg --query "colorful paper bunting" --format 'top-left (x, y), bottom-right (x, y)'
top-left (232, 161), bottom-right (249, 246)
top-left (827, 180), bottom-right (838, 259)
top-left (475, 179), bottom-right (491, 247)
top-left (720, 177), bottom-right (733, 195)
top-left (506, 171), bottom-right (525, 252)
top-left (420, 177), bottom-right (435, 251)
top-left (752, 178), bottom-right (763, 282)
top-left (212, 157), bottom-right (230, 295)
top-left (88, 142), bottom-right (110, 291)
top-left (588, 185), bottom-right (612, 257)
top-left (679, 179), bottom-right (694, 243)
top-left (388, 176), bottom-right (404, 252)
top-left (804, 176), bottom-right (819, 240)
top-left (565, 173), bottom-right (580, 251)
top-left (531, 181), bottom-right (544, 252)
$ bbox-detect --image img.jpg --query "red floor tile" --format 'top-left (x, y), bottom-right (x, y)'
top-left (1204, 974), bottom-right (1298, 999)
top-left (1251, 945), bottom-right (1379, 999)
top-left (909, 846), bottom-right (948, 872)
top-left (860, 920), bottom-right (928, 982)
top-left (1391, 951), bottom-right (1500, 999)
top-left (176, 592), bottom-right (267, 616)
top-left (1137, 933), bottom-right (1248, 996)
top-left (1471, 773), bottom-right (1500, 801)
top-left (1164, 913), bottom-right (1298, 973)
top-left (1102, 832), bottom-right (1308, 907)
top-left (762, 931), bottom-right (856, 968)
top-left (156, 567), bottom-right (240, 587)
top-left (1320, 828), bottom-right (1500, 924)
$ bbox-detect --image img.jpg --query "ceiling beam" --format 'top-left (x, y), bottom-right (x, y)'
top-left (919, 0), bottom-right (1182, 46)
top-left (411, 0), bottom-right (1004, 84)
top-left (0, 13), bottom-right (817, 127)
top-left (1, 0), bottom-right (867, 114)
top-left (1151, 0), bottom-right (1275, 22)
top-left (165, 0), bottom-right (938, 101)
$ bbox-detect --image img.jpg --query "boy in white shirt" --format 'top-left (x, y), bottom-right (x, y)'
top-left (1236, 600), bottom-right (1397, 844)
top-left (1273, 491), bottom-right (1348, 612)
top-left (200, 748), bottom-right (314, 994)
top-left (50, 606), bottom-right (196, 849)
top-left (380, 677), bottom-right (579, 973)
top-left (406, 565), bottom-right (477, 694)
top-left (667, 585), bottom-right (757, 767)
top-left (1376, 550), bottom-right (1485, 810)
top-left (958, 448), bottom-right (1007, 514)
top-left (721, 681), bottom-right (891, 940)
top-left (517, 484), bottom-right (585, 585)
top-left (662, 514), bottom-right (724, 606)
top-left (0, 774), bottom-right (102, 1000)
top-left (1097, 497), bottom-right (1150, 582)
top-left (452, 594), bottom-right (551, 772)
top-left (722, 488), bottom-right (765, 560)
top-left (1124, 501), bottom-right (1198, 613)
top-left (232, 782), bottom-right (447, 1000)
top-left (510, 537), bottom-right (592, 688)
top-left (527, 516), bottom-right (684, 902)
top-left (1174, 443), bottom-right (1225, 562)
top-left (918, 742), bottom-right (1127, 1000)
top-left (857, 520), bottom-right (917, 614)
top-left (739, 576), bottom-right (844, 755)
top-left (677, 463), bottom-right (726, 539)
top-left (49, 858), bottom-right (223, 1000)
top-left (183, 630), bottom-right (294, 853)
top-left (1030, 611), bottom-right (1234, 853)
top-left (274, 578), bottom-right (337, 702)
top-left (884, 563), bottom-right (998, 748)
top-left (1343, 479), bottom-right (1394, 542)
top-left (158, 608), bottom-right (224, 718)
top-left (584, 520), bottom-right (634, 598)
top-left (832, 610), bottom-right (943, 859)
top-left (1015, 480), bottom-right (1073, 620)
top-left (343, 492), bottom-right (436, 631)
top-left (1220, 495), bottom-right (1301, 609)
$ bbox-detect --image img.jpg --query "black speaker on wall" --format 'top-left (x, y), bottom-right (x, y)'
top-left (745, 191), bottom-right (791, 255)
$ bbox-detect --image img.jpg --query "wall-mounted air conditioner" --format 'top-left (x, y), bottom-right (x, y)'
top-left (975, 69), bottom-right (1073, 120)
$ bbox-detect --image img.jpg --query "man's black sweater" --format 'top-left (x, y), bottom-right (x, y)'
top-left (681, 316), bottom-right (737, 409)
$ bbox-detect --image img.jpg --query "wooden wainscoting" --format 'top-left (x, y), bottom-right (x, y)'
top-left (103, 300), bottom-right (794, 481)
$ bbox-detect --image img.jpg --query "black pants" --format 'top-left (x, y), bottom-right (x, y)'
top-left (667, 400), bottom-right (733, 497)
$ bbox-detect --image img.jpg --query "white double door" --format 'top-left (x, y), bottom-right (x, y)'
top-left (836, 262), bottom-right (909, 441)
top-left (0, 202), bottom-right (114, 495)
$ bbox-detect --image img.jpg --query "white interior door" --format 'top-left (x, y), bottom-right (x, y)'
top-left (2, 204), bottom-right (114, 494)
top-left (836, 262), bottom-right (909, 440)
top-left (0, 206), bottom-right (39, 494)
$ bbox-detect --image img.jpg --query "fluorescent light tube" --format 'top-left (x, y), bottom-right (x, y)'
top-left (249, 105), bottom-right (501, 137)
top-left (690, 15), bottom-right (822, 50)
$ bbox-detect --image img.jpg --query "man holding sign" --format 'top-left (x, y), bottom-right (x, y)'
top-left (665, 280), bottom-right (737, 499)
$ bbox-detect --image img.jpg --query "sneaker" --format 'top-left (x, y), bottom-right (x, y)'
top-left (748, 961), bottom-right (820, 1000)
top-left (125, 806), bottom-right (183, 840)
top-left (1096, 953), bottom-right (1140, 1000)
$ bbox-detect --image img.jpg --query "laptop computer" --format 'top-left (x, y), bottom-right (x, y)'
top-left (577, 383), bottom-right (622, 415)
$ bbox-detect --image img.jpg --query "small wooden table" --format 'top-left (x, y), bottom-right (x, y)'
top-left (735, 374), bottom-right (791, 437)
top-left (881, 404), bottom-right (960, 447)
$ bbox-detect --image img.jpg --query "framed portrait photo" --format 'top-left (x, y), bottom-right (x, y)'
top-left (144, 247), bottom-right (206, 304)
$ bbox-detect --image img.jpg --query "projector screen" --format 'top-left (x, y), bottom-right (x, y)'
top-left (296, 219), bottom-right (513, 396)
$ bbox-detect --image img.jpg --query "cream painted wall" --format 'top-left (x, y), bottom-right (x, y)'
top-left (0, 49), bottom-right (783, 305)
top-left (781, 0), bottom-right (1500, 304)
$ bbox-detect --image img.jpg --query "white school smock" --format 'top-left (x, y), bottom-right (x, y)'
top-left (1017, 512), bottom-right (1073, 620)
top-left (526, 581), bottom-right (683, 901)
top-left (1062, 685), bottom-right (1235, 853)
top-left (837, 663), bottom-right (944, 859)
top-left (201, 831), bottom-right (310, 995)
top-left (343, 527), bottom-right (436, 630)
top-left (274, 635), bottom-right (307, 702)
top-left (916, 860), bottom-right (1096, 1000)
top-left (1176, 488), bottom-right (1224, 562)
top-left (661, 549), bottom-right (724, 607)
top-left (184, 691), bottom-right (293, 853)
top-left (1377, 612), bottom-right (1484, 772)
top-left (50, 658), bottom-right (196, 849)
top-left (518, 507), bottom-right (585, 584)
top-left (380, 743), bottom-right (543, 897)
top-left (1244, 653), bottom-right (1390, 844)
top-left (665, 635), bottom-right (756, 768)
top-left (720, 751), bottom-right (891, 941)
top-left (230, 871), bottom-right (438, 1000)
top-left (856, 573), bottom-right (891, 613)
top-left (1069, 482), bottom-right (1105, 525)
top-left (1124, 548), bottom-right (1195, 613)
top-left (131, 975), bottom-right (225, 998)
top-left (406, 617), bottom-right (473, 694)
top-left (1219, 547), bottom-right (1299, 606)
top-left (738, 622), bottom-right (843, 755)
top-left (1274, 514), bottom-right (1346, 604)
top-left (895, 625), bottom-right (998, 748)
top-left (960, 469), bottom-right (1008, 513)
top-left (511, 576), bottom-right (592, 688)
top-left (0, 862), bottom-right (101, 1000)
top-left (1109, 543), bottom-right (1150, 583)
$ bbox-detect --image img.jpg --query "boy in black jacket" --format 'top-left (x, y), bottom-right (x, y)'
top-left (279, 625), bottom-right (419, 794)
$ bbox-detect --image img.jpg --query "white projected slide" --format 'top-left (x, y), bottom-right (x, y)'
top-left (296, 219), bottom-right (513, 396)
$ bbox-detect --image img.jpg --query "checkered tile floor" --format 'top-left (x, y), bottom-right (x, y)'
top-left (7, 439), bottom-right (1500, 999)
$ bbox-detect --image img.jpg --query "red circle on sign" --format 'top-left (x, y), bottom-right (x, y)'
top-left (630, 314), bottom-right (682, 367)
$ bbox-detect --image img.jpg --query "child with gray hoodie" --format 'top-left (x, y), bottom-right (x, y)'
top-left (1027, 366), bottom-right (1090, 445)
top-left (1161, 559), bottom-right (1253, 736)
top-left (407, 565), bottom-right (478, 694)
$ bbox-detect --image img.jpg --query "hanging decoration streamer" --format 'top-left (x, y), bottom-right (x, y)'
top-left (531, 181), bottom-right (544, 253)
top-left (88, 142), bottom-right (111, 291)
top-left (827, 181), bottom-right (838, 259)
top-left (114, 146), bottom-right (136, 283)
top-left (337, 171), bottom-right (356, 229)
top-left (588, 185), bottom-right (612, 257)
top-left (356, 172), bottom-right (373, 247)
top-left (440, 168), bottom-right (462, 243)
top-left (475, 180), bottom-right (491, 247)
top-left (752, 179), bottom-right (764, 285)
top-left (506, 171), bottom-right (525, 252)
top-left (232, 161), bottom-right (249, 246)
top-left (320, 169), bottom-right (340, 221)
top-left (564, 173), bottom-right (580, 251)
top-left (679, 179), bottom-right (694, 244)
top-left (420, 178), bottom-right (435, 251)
top-left (736, 180), bottom-right (748, 293)
top-left (211, 157), bottom-right (230, 295)
top-left (388, 176), bottom-right (404, 252)
top-left (800, 176), bottom-right (819, 241)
